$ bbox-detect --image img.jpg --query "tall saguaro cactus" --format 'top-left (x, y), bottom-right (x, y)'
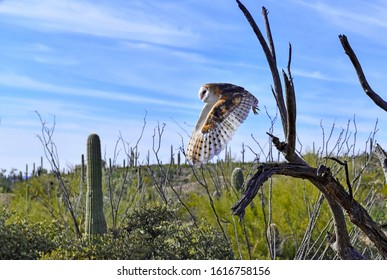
top-left (85, 133), bottom-right (107, 236)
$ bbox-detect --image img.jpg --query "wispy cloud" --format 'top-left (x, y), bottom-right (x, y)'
top-left (293, 68), bottom-right (334, 81)
top-left (0, 0), bottom-right (198, 47)
top-left (33, 55), bottom-right (78, 65)
top-left (0, 73), bottom-right (198, 110)
top-left (2, 0), bottom-right (387, 172)
top-left (295, 0), bottom-right (387, 40)
top-left (123, 41), bottom-right (209, 65)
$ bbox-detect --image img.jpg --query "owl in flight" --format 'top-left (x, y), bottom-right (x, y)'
top-left (186, 83), bottom-right (258, 165)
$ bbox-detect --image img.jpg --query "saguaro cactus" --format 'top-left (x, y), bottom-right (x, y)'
top-left (231, 167), bottom-right (244, 191)
top-left (85, 133), bottom-right (107, 236)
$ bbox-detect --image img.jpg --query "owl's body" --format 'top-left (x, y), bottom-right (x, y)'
top-left (186, 83), bottom-right (258, 165)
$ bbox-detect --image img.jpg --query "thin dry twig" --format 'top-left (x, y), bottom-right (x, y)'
top-left (35, 111), bottom-right (82, 239)
top-left (326, 157), bottom-right (353, 200)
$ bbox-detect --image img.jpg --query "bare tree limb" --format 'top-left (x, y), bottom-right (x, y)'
top-left (283, 69), bottom-right (297, 161)
top-left (231, 162), bottom-right (387, 258)
top-left (35, 111), bottom-right (82, 239)
top-left (374, 143), bottom-right (387, 182)
top-left (326, 157), bottom-right (353, 200)
top-left (339, 34), bottom-right (387, 112)
top-left (236, 0), bottom-right (287, 134)
top-left (262, 7), bottom-right (276, 62)
top-left (322, 194), bottom-right (363, 260)
top-left (234, 1), bottom-right (387, 259)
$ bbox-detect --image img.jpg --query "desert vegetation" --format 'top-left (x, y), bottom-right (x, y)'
top-left (0, 135), bottom-right (386, 260)
top-left (1, 1), bottom-right (386, 260)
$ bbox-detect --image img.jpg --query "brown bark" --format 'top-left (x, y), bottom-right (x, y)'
top-left (233, 1), bottom-right (387, 259)
top-left (339, 35), bottom-right (387, 112)
top-left (232, 162), bottom-right (387, 258)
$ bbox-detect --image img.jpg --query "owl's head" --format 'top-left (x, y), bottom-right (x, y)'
top-left (198, 84), bottom-right (220, 103)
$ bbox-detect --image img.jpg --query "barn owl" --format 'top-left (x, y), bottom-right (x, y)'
top-left (186, 83), bottom-right (258, 165)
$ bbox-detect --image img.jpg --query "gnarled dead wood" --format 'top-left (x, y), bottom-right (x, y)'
top-left (232, 162), bottom-right (387, 259)
top-left (233, 1), bottom-right (387, 259)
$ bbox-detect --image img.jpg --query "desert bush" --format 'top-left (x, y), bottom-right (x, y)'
top-left (0, 208), bottom-right (63, 259)
top-left (5, 155), bottom-right (385, 260)
top-left (41, 204), bottom-right (234, 260)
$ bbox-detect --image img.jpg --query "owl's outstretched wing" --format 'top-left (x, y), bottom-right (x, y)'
top-left (186, 89), bottom-right (258, 165)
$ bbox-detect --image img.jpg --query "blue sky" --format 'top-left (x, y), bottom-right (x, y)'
top-left (1, 0), bottom-right (387, 173)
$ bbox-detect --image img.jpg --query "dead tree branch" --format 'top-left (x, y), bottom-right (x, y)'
top-left (35, 111), bottom-right (82, 239)
top-left (231, 162), bottom-right (387, 259)
top-left (236, 0), bottom-right (287, 134)
top-left (233, 1), bottom-right (387, 259)
top-left (283, 67), bottom-right (297, 161)
top-left (326, 157), bottom-right (353, 200)
top-left (374, 143), bottom-right (387, 182)
top-left (339, 34), bottom-right (387, 112)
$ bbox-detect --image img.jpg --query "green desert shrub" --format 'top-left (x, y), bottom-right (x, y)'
top-left (41, 204), bottom-right (234, 260)
top-left (0, 208), bottom-right (62, 259)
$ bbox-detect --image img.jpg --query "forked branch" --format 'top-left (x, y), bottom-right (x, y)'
top-left (236, 0), bottom-right (287, 134)
top-left (234, 1), bottom-right (387, 259)
top-left (36, 111), bottom-right (82, 239)
top-left (232, 162), bottom-right (386, 259)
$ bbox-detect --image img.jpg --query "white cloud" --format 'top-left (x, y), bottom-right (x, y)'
top-left (0, 73), bottom-right (198, 110)
top-left (292, 68), bottom-right (333, 81)
top-left (2, 0), bottom-right (387, 172)
top-left (295, 0), bottom-right (387, 40)
top-left (33, 55), bottom-right (78, 65)
top-left (0, 0), bottom-right (198, 47)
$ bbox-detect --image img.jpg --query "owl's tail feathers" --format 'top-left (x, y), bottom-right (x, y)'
top-left (185, 127), bottom-right (230, 166)
top-left (185, 132), bottom-right (207, 165)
